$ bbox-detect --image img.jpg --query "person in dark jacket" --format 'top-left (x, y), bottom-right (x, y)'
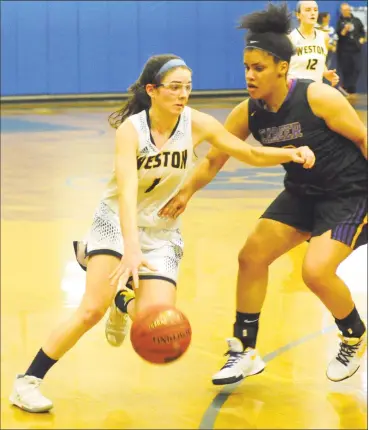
top-left (336, 3), bottom-right (366, 96)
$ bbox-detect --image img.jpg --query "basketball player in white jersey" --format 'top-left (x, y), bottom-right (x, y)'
top-left (10, 54), bottom-right (315, 413)
top-left (288, 1), bottom-right (339, 86)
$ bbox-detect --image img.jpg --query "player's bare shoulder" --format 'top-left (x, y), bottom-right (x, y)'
top-left (307, 81), bottom-right (340, 103)
top-left (307, 81), bottom-right (345, 118)
top-left (228, 98), bottom-right (250, 121)
top-left (190, 107), bottom-right (216, 145)
top-left (225, 98), bottom-right (250, 139)
top-left (115, 117), bottom-right (139, 146)
top-left (116, 116), bottom-right (138, 137)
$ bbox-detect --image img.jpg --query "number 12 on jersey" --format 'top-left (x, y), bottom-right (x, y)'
top-left (306, 59), bottom-right (318, 70)
top-left (145, 178), bottom-right (161, 193)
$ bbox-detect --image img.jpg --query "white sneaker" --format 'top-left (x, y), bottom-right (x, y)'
top-left (212, 337), bottom-right (265, 385)
top-left (105, 289), bottom-right (134, 347)
top-left (326, 331), bottom-right (367, 382)
top-left (9, 374), bottom-right (53, 413)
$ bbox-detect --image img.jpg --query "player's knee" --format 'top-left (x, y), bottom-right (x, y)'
top-left (238, 249), bottom-right (256, 270)
top-left (238, 237), bottom-right (271, 269)
top-left (302, 260), bottom-right (330, 289)
top-left (79, 305), bottom-right (106, 328)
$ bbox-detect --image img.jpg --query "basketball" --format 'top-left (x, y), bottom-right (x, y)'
top-left (130, 305), bottom-right (192, 364)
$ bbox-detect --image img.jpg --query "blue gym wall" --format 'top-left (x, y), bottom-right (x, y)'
top-left (1, 0), bottom-right (367, 96)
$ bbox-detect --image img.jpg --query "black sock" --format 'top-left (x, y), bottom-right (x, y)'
top-left (335, 306), bottom-right (366, 338)
top-left (115, 290), bottom-right (134, 314)
top-left (233, 311), bottom-right (260, 350)
top-left (25, 349), bottom-right (57, 379)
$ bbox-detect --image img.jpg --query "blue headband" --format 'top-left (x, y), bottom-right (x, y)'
top-left (155, 59), bottom-right (187, 79)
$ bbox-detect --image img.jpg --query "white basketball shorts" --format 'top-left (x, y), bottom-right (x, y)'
top-left (73, 201), bottom-right (184, 286)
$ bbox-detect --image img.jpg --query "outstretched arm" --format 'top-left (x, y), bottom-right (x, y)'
top-left (179, 100), bottom-right (250, 198)
top-left (192, 104), bottom-right (315, 168)
top-left (158, 101), bottom-right (248, 219)
top-left (158, 102), bottom-right (315, 219)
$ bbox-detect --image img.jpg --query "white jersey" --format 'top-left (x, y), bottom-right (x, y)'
top-left (288, 28), bottom-right (327, 82)
top-left (102, 107), bottom-right (194, 230)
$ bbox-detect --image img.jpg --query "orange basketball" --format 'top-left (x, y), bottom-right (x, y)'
top-left (130, 305), bottom-right (192, 364)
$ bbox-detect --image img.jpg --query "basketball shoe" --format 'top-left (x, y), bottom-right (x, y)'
top-left (9, 374), bottom-right (53, 413)
top-left (326, 331), bottom-right (367, 382)
top-left (212, 337), bottom-right (266, 385)
top-left (105, 289), bottom-right (135, 347)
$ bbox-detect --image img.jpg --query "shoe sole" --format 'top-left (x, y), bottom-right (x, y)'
top-left (326, 364), bottom-right (360, 382)
top-left (212, 363), bottom-right (266, 386)
top-left (9, 395), bottom-right (53, 413)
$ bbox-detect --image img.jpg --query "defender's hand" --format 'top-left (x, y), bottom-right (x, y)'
top-left (159, 189), bottom-right (192, 220)
top-left (290, 146), bottom-right (315, 169)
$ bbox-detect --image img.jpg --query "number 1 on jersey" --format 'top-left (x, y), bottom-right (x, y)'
top-left (145, 178), bottom-right (161, 193)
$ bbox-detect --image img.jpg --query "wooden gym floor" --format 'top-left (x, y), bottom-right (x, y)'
top-left (1, 97), bottom-right (367, 429)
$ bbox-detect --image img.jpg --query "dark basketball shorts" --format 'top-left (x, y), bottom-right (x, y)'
top-left (261, 189), bottom-right (368, 250)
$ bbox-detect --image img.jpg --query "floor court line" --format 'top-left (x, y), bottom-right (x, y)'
top-left (199, 324), bottom-right (336, 430)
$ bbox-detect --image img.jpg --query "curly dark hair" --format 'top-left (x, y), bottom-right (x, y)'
top-left (238, 2), bottom-right (292, 34)
top-left (238, 3), bottom-right (294, 64)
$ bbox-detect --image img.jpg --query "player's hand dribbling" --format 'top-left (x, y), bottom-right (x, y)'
top-left (158, 189), bottom-right (191, 220)
top-left (291, 146), bottom-right (315, 169)
top-left (109, 250), bottom-right (157, 290)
